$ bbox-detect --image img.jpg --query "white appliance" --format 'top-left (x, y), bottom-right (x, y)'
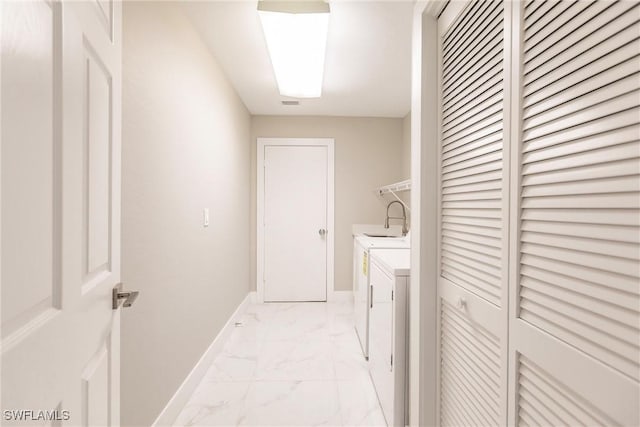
top-left (353, 234), bottom-right (409, 359)
top-left (368, 248), bottom-right (410, 427)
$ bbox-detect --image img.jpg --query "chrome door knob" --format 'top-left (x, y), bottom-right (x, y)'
top-left (318, 228), bottom-right (327, 236)
top-left (112, 283), bottom-right (140, 309)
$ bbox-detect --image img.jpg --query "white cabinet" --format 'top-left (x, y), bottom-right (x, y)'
top-left (369, 249), bottom-right (410, 427)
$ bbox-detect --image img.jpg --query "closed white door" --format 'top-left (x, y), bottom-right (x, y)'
top-left (2, 1), bottom-right (123, 425)
top-left (434, 0), bottom-right (639, 426)
top-left (261, 140), bottom-right (333, 302)
top-left (436, 1), bottom-right (511, 425)
top-left (509, 1), bottom-right (639, 425)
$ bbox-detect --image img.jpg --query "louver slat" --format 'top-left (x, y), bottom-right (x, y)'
top-left (443, 1), bottom-right (502, 76)
top-left (525, 2), bottom-right (639, 81)
top-left (524, 1), bottom-right (599, 59)
top-left (523, 1), bottom-right (564, 31)
top-left (443, 68), bottom-right (502, 123)
top-left (524, 38), bottom-right (639, 102)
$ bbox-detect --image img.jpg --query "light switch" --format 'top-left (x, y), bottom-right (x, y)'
top-left (203, 208), bottom-right (209, 227)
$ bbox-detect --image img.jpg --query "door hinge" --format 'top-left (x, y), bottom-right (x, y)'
top-left (392, 290), bottom-right (394, 301)
top-left (391, 354), bottom-right (393, 367)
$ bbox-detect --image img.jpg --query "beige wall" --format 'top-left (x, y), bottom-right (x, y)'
top-left (121, 3), bottom-right (251, 426)
top-left (402, 112), bottom-right (411, 179)
top-left (251, 116), bottom-right (405, 292)
top-left (399, 112), bottom-right (412, 209)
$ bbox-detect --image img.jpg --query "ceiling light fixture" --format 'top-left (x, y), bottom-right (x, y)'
top-left (258, 1), bottom-right (330, 98)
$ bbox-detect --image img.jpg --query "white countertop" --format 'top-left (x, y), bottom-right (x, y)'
top-left (354, 234), bottom-right (410, 249)
top-left (352, 223), bottom-right (403, 237)
top-left (369, 248), bottom-right (411, 276)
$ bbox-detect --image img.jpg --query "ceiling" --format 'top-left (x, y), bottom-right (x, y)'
top-left (183, 1), bottom-right (414, 118)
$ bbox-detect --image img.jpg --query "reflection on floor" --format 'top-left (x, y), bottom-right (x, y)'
top-left (173, 301), bottom-right (386, 426)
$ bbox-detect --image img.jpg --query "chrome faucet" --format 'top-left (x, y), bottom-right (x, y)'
top-left (385, 200), bottom-right (408, 236)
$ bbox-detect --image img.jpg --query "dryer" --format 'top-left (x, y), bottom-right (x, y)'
top-left (369, 248), bottom-right (410, 427)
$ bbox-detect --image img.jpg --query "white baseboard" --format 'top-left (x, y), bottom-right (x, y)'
top-left (251, 291), bottom-right (349, 304)
top-left (152, 291), bottom-right (255, 426)
top-left (327, 290), bottom-right (353, 303)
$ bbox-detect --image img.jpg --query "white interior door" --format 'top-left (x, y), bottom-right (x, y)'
top-left (261, 140), bottom-right (332, 302)
top-left (436, 1), bottom-right (510, 425)
top-left (2, 1), bottom-right (122, 425)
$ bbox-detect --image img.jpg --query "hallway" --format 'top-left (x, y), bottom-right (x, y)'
top-left (3, 1), bottom-right (639, 425)
top-left (174, 302), bottom-right (385, 426)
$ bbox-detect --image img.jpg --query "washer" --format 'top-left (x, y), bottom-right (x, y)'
top-left (353, 234), bottom-right (409, 359)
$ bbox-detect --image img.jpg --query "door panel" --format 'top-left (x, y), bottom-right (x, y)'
top-left (1, 1), bottom-right (122, 425)
top-left (85, 42), bottom-right (113, 280)
top-left (509, 1), bottom-right (640, 425)
top-left (81, 345), bottom-right (110, 426)
top-left (437, 1), bottom-right (510, 425)
top-left (264, 144), bottom-right (328, 302)
top-left (439, 0), bottom-right (506, 309)
top-left (440, 301), bottom-right (500, 426)
top-left (1, 0), bottom-right (58, 338)
top-left (517, 0), bottom-right (640, 380)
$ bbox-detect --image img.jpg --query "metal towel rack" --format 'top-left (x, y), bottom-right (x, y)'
top-left (377, 179), bottom-right (411, 212)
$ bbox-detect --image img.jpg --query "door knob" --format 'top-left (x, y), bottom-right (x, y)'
top-left (318, 228), bottom-right (327, 236)
top-left (112, 283), bottom-right (140, 309)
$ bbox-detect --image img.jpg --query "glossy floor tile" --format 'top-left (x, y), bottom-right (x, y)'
top-left (173, 301), bottom-right (386, 427)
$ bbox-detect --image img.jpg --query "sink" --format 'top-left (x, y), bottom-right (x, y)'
top-left (363, 233), bottom-right (402, 238)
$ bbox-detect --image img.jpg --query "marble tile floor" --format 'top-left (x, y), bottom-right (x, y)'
top-left (173, 301), bottom-right (387, 427)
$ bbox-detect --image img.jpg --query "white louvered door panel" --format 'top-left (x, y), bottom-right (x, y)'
top-left (437, 1), bottom-right (511, 425)
top-left (508, 1), bottom-right (640, 425)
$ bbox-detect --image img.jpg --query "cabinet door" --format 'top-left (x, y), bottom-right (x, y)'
top-left (508, 1), bottom-right (640, 425)
top-left (369, 260), bottom-right (394, 425)
top-left (436, 1), bottom-right (511, 425)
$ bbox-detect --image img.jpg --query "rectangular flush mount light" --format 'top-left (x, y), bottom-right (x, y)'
top-left (258, 1), bottom-right (330, 98)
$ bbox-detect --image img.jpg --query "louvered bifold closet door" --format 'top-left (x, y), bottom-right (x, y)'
top-left (509, 1), bottom-right (640, 425)
top-left (437, 1), bottom-right (510, 426)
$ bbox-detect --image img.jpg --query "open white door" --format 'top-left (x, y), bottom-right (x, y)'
top-left (2, 1), bottom-right (123, 425)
